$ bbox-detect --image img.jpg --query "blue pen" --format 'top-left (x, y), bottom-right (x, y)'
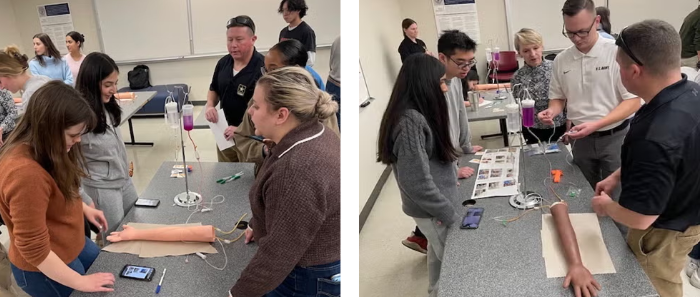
top-left (156, 268), bottom-right (166, 294)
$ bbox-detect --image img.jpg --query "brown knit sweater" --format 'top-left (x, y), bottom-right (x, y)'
top-left (0, 144), bottom-right (85, 271)
top-left (230, 121), bottom-right (340, 296)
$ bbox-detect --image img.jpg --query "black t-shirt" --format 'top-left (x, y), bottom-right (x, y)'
top-left (279, 21), bottom-right (316, 52)
top-left (618, 75), bottom-right (700, 232)
top-left (398, 37), bottom-right (427, 63)
top-left (209, 50), bottom-right (265, 127)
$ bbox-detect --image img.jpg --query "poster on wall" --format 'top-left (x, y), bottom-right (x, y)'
top-left (432, 0), bottom-right (481, 43)
top-left (37, 3), bottom-right (74, 55)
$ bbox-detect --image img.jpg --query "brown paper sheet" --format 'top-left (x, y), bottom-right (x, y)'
top-left (102, 222), bottom-right (217, 258)
top-left (541, 213), bottom-right (616, 278)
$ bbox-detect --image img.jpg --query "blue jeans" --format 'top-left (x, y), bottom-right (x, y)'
top-left (326, 79), bottom-right (340, 131)
top-left (690, 242), bottom-right (700, 260)
top-left (11, 237), bottom-right (100, 297)
top-left (265, 261), bottom-right (340, 297)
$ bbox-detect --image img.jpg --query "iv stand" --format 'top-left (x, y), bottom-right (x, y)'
top-left (173, 87), bottom-right (201, 207)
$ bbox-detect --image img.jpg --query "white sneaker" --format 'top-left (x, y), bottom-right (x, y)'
top-left (691, 269), bottom-right (700, 289)
top-left (687, 259), bottom-right (699, 278)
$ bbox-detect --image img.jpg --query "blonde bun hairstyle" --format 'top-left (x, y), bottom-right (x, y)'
top-left (258, 66), bottom-right (338, 121)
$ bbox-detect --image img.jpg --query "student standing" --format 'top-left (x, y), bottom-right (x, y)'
top-left (511, 28), bottom-right (567, 144)
top-left (29, 33), bottom-right (73, 85)
top-left (0, 46), bottom-right (52, 113)
top-left (228, 67), bottom-right (339, 297)
top-left (679, 4), bottom-right (700, 69)
top-left (75, 53), bottom-right (139, 236)
top-left (235, 39), bottom-right (339, 175)
top-left (592, 20), bottom-right (700, 297)
top-left (378, 54), bottom-right (459, 297)
top-left (595, 6), bottom-right (614, 39)
top-left (278, 0), bottom-right (317, 67)
top-left (398, 18), bottom-right (431, 63)
top-left (64, 31), bottom-right (86, 81)
top-left (538, 0), bottom-right (640, 190)
top-left (401, 30), bottom-right (482, 255)
top-left (327, 36), bottom-right (341, 128)
top-left (0, 81), bottom-right (114, 297)
top-left (205, 16), bottom-right (265, 163)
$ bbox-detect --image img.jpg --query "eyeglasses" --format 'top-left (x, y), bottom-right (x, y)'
top-left (449, 57), bottom-right (477, 69)
top-left (562, 18), bottom-right (597, 39)
top-left (227, 16), bottom-right (256, 33)
top-left (615, 27), bottom-right (644, 66)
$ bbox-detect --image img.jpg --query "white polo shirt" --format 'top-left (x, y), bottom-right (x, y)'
top-left (548, 37), bottom-right (638, 131)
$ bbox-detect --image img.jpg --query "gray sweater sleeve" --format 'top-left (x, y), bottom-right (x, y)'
top-left (393, 114), bottom-right (459, 225)
top-left (458, 96), bottom-right (473, 154)
top-left (79, 187), bottom-right (93, 205)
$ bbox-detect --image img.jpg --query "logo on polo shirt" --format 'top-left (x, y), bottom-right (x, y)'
top-left (596, 66), bottom-right (610, 71)
top-left (237, 84), bottom-right (247, 96)
top-left (563, 70), bottom-right (571, 74)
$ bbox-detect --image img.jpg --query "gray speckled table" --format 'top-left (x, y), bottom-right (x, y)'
top-left (467, 91), bottom-right (512, 146)
top-left (438, 145), bottom-right (658, 297)
top-left (71, 161), bottom-right (256, 297)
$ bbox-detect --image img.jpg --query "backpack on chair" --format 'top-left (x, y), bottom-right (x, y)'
top-left (128, 65), bottom-right (152, 89)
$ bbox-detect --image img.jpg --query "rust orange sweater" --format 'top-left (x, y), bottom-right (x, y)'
top-left (0, 144), bottom-right (84, 271)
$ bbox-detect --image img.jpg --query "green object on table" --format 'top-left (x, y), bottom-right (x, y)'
top-left (217, 171), bottom-right (244, 184)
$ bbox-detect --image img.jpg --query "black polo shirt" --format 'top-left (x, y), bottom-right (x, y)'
top-left (618, 75), bottom-right (700, 232)
top-left (398, 37), bottom-right (427, 63)
top-left (279, 21), bottom-right (316, 52)
top-left (209, 50), bottom-right (265, 127)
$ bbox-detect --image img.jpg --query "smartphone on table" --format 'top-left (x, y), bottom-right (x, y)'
top-left (134, 198), bottom-right (160, 208)
top-left (460, 207), bottom-right (484, 229)
top-left (119, 264), bottom-right (155, 281)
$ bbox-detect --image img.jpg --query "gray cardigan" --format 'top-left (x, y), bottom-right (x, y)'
top-left (79, 110), bottom-right (129, 204)
top-left (391, 109), bottom-right (460, 225)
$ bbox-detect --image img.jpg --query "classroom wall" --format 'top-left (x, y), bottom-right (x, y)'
top-left (0, 0), bottom-right (23, 51)
top-left (10, 0), bottom-right (331, 102)
top-left (358, 0), bottom-right (406, 209)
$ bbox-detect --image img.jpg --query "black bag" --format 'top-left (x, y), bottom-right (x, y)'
top-left (128, 65), bottom-right (152, 89)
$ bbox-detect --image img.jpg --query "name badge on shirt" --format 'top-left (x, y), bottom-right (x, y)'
top-left (237, 84), bottom-right (246, 96)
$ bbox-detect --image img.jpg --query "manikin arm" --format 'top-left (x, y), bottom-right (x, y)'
top-left (550, 202), bottom-right (601, 297)
top-left (106, 225), bottom-right (215, 243)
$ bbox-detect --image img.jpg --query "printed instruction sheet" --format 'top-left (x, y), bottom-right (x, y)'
top-left (471, 148), bottom-right (520, 199)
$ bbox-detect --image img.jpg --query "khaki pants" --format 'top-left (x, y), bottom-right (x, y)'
top-left (627, 225), bottom-right (700, 297)
top-left (681, 56), bottom-right (698, 69)
top-left (0, 243), bottom-right (30, 297)
top-left (216, 145), bottom-right (240, 162)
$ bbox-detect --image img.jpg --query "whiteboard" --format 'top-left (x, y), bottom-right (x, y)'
top-left (93, 0), bottom-right (192, 61)
top-left (505, 0), bottom-right (573, 52)
top-left (608, 0), bottom-right (697, 33)
top-left (190, 0), bottom-right (340, 55)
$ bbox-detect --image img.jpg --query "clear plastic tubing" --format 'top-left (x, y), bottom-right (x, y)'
top-left (522, 99), bottom-right (535, 128)
top-left (182, 104), bottom-right (194, 131)
top-left (165, 102), bottom-right (179, 129)
top-left (505, 103), bottom-right (520, 133)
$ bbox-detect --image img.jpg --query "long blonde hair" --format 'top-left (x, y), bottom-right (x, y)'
top-left (257, 67), bottom-right (338, 122)
top-left (0, 45), bottom-right (29, 77)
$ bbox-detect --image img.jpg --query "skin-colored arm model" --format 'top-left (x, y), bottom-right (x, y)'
top-left (550, 202), bottom-right (602, 297)
top-left (106, 225), bottom-right (215, 243)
